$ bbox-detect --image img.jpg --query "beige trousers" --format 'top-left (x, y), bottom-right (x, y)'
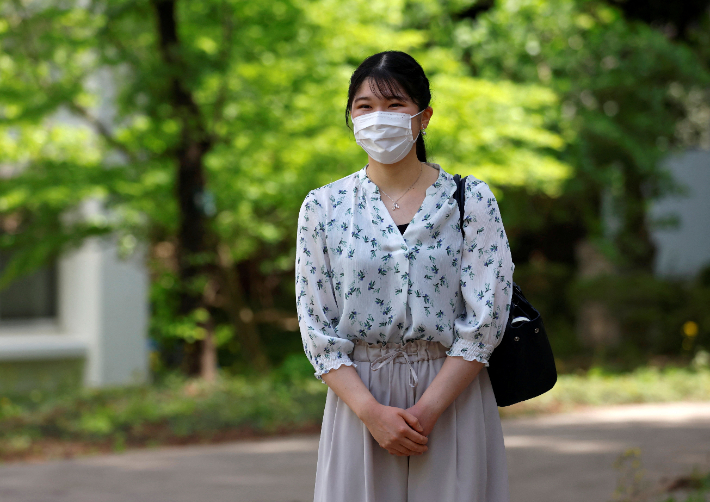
top-left (313, 339), bottom-right (510, 502)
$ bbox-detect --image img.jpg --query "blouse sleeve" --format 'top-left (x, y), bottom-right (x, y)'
top-left (447, 180), bottom-right (515, 366)
top-left (295, 190), bottom-right (357, 383)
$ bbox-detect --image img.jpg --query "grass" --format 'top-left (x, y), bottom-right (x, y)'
top-left (1, 356), bottom-right (709, 463)
top-left (0, 371), bottom-right (327, 463)
top-left (498, 361), bottom-right (710, 418)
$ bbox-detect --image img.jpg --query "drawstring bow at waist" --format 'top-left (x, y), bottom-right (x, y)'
top-left (370, 347), bottom-right (419, 388)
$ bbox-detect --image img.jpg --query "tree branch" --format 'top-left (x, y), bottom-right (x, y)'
top-left (67, 102), bottom-right (138, 163)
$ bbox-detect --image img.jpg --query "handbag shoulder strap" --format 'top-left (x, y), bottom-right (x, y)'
top-left (454, 174), bottom-right (524, 317)
top-left (452, 174), bottom-right (468, 238)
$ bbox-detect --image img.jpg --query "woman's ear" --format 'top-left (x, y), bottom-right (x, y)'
top-left (421, 106), bottom-right (433, 131)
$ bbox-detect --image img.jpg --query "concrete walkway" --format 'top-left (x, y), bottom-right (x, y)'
top-left (503, 402), bottom-right (710, 502)
top-left (1, 402), bottom-right (709, 502)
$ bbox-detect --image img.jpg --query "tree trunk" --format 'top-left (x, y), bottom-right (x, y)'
top-left (200, 318), bottom-right (218, 381)
top-left (574, 238), bottom-right (621, 349)
top-left (153, 0), bottom-right (217, 378)
top-left (217, 244), bottom-right (270, 373)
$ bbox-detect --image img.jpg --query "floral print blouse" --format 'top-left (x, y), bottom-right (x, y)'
top-left (295, 162), bottom-right (515, 383)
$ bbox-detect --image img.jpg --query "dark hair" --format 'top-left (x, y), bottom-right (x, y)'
top-left (345, 51), bottom-right (432, 162)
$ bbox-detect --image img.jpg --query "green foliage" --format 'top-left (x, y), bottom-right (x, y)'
top-left (0, 370), bottom-right (328, 459)
top-left (499, 357), bottom-right (710, 417)
top-left (507, 259), bottom-right (581, 358)
top-left (456, 0), bottom-right (710, 267)
top-left (1, 0), bottom-right (708, 365)
top-left (568, 272), bottom-right (710, 356)
top-left (0, 0), bottom-right (576, 354)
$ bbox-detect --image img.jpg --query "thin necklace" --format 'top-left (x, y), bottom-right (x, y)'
top-left (367, 163), bottom-right (423, 211)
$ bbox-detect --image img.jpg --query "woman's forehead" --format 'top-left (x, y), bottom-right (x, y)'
top-left (354, 77), bottom-right (411, 102)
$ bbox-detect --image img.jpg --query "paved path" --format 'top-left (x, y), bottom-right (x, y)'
top-left (1, 402), bottom-right (709, 502)
top-left (503, 402), bottom-right (710, 501)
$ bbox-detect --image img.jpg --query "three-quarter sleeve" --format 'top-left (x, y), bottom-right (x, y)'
top-left (295, 190), bottom-right (357, 383)
top-left (447, 180), bottom-right (515, 366)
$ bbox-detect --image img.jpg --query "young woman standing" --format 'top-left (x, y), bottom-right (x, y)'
top-left (295, 50), bottom-right (515, 502)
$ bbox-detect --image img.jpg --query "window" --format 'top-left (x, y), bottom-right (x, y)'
top-left (0, 251), bottom-right (57, 321)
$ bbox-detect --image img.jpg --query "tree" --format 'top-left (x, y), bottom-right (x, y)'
top-left (452, 0), bottom-right (710, 271)
top-left (0, 0), bottom-right (577, 377)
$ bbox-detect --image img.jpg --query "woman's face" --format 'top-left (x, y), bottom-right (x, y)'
top-left (350, 78), bottom-right (432, 138)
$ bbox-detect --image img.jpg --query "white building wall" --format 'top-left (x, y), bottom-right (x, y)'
top-left (648, 149), bottom-right (710, 279)
top-left (98, 237), bottom-right (150, 386)
top-left (58, 236), bottom-right (149, 387)
top-left (0, 235), bottom-right (150, 390)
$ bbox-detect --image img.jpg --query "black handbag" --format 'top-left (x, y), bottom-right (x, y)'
top-left (452, 174), bottom-right (557, 407)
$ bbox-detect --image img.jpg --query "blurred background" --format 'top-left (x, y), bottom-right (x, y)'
top-left (0, 0), bottom-right (709, 475)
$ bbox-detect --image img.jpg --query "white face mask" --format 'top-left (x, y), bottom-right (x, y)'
top-left (352, 109), bottom-right (425, 164)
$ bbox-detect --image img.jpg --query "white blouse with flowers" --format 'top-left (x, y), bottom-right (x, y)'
top-left (295, 162), bottom-right (515, 383)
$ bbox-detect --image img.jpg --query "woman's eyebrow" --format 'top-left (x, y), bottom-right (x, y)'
top-left (354, 94), bottom-right (408, 103)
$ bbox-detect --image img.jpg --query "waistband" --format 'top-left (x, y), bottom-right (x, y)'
top-left (352, 339), bottom-right (448, 389)
top-left (352, 339), bottom-right (448, 363)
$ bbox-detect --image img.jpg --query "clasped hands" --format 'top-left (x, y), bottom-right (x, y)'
top-left (361, 401), bottom-right (440, 457)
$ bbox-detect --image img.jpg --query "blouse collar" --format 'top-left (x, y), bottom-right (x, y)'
top-left (356, 162), bottom-right (456, 201)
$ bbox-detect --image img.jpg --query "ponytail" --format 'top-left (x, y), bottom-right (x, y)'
top-left (415, 133), bottom-right (427, 162)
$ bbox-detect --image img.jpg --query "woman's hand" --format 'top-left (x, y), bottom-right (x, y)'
top-left (405, 401), bottom-right (440, 437)
top-left (361, 402), bottom-right (429, 457)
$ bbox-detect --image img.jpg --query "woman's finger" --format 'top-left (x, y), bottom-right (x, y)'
top-left (398, 436), bottom-right (428, 454)
top-left (388, 444), bottom-right (410, 456)
top-left (399, 410), bottom-right (424, 433)
top-left (402, 425), bottom-right (429, 445)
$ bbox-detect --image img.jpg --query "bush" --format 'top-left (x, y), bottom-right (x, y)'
top-left (568, 271), bottom-right (710, 357)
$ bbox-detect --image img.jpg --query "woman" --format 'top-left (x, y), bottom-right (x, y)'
top-left (295, 50), bottom-right (515, 502)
